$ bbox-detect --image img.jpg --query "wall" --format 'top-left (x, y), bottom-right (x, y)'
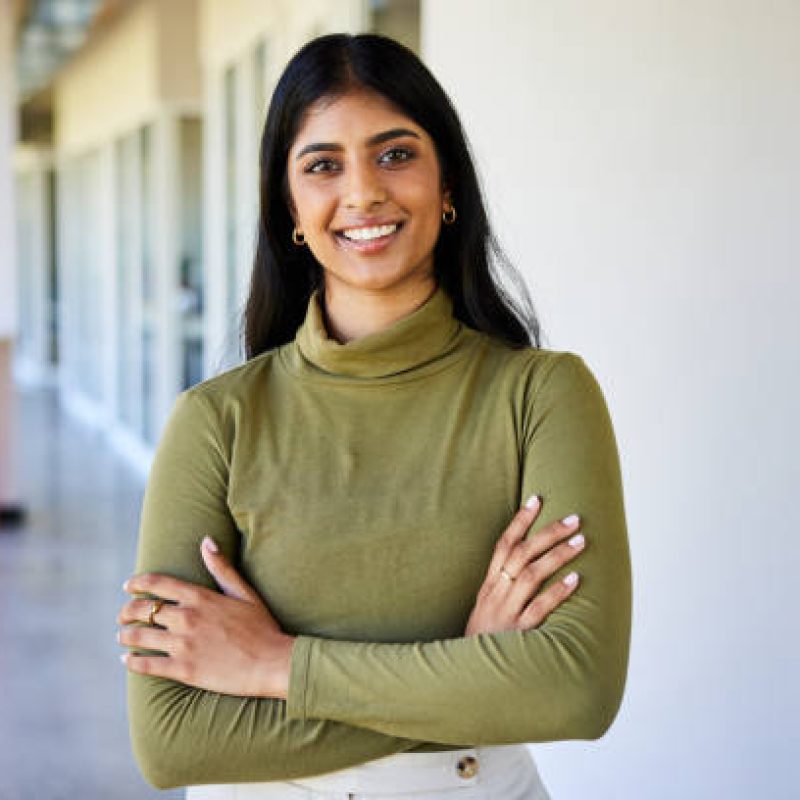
top-left (55, 1), bottom-right (158, 155)
top-left (422, 1), bottom-right (799, 797)
top-left (55, 0), bottom-right (201, 155)
top-left (0, 0), bottom-right (17, 339)
top-left (0, 0), bottom-right (19, 507)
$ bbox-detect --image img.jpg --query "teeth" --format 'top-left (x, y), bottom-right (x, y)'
top-left (341, 224), bottom-right (398, 241)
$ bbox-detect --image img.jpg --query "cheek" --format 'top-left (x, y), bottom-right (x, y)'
top-left (288, 171), bottom-right (328, 217)
top-left (403, 175), bottom-right (442, 223)
top-left (296, 190), bottom-right (335, 229)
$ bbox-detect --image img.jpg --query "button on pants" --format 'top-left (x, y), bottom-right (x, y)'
top-left (185, 744), bottom-right (552, 799)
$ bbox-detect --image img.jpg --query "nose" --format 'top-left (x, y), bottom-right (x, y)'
top-left (343, 159), bottom-right (387, 210)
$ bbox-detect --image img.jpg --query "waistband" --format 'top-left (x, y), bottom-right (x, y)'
top-left (290, 743), bottom-right (537, 794)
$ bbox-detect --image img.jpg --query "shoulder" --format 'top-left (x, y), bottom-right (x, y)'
top-left (467, 333), bottom-right (612, 438)
top-left (470, 329), bottom-right (596, 393)
top-left (180, 348), bottom-right (283, 410)
top-left (162, 349), bottom-right (285, 441)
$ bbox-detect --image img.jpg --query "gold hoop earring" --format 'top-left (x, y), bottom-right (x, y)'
top-left (442, 205), bottom-right (457, 225)
top-left (292, 227), bottom-right (306, 246)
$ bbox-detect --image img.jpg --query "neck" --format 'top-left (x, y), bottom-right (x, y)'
top-left (320, 276), bottom-right (439, 344)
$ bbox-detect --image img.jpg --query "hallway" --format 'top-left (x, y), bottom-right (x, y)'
top-left (0, 385), bottom-right (180, 799)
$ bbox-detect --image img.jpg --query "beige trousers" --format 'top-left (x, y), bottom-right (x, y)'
top-left (186, 743), bottom-right (551, 799)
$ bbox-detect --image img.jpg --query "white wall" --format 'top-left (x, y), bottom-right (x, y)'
top-left (423, 1), bottom-right (798, 798)
top-left (14, 147), bottom-right (55, 381)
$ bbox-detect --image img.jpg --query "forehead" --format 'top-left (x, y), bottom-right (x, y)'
top-left (290, 89), bottom-right (427, 152)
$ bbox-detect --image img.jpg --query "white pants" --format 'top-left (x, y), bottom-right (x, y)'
top-left (186, 744), bottom-right (551, 799)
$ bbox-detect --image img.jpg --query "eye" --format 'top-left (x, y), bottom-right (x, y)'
top-left (379, 146), bottom-right (414, 165)
top-left (305, 158), bottom-right (340, 175)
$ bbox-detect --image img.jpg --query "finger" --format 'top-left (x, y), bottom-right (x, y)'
top-left (506, 533), bottom-right (585, 610)
top-left (123, 573), bottom-right (206, 605)
top-left (117, 598), bottom-right (178, 628)
top-left (118, 624), bottom-right (173, 653)
top-left (200, 536), bottom-right (258, 603)
top-left (503, 513), bottom-right (582, 578)
top-left (517, 570), bottom-right (580, 630)
top-left (485, 495), bottom-right (542, 580)
top-left (121, 652), bottom-right (184, 682)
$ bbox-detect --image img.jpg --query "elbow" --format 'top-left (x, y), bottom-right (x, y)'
top-left (132, 737), bottom-right (187, 790)
top-left (127, 676), bottom-right (195, 790)
top-left (130, 720), bottom-right (188, 790)
top-left (576, 694), bottom-right (622, 741)
top-left (556, 616), bottom-right (631, 741)
top-left (572, 671), bottom-right (627, 741)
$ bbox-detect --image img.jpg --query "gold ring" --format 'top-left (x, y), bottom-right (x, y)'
top-left (147, 598), bottom-right (166, 626)
top-left (500, 567), bottom-right (516, 582)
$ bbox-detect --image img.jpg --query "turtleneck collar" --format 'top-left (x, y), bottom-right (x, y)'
top-left (287, 283), bottom-right (468, 380)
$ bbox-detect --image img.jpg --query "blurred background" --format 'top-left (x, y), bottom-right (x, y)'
top-left (0, 0), bottom-right (797, 798)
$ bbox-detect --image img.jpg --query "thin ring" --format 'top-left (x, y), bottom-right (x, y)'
top-left (147, 598), bottom-right (166, 626)
top-left (499, 567), bottom-right (516, 583)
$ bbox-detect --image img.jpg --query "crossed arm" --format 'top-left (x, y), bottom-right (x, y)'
top-left (123, 352), bottom-right (632, 789)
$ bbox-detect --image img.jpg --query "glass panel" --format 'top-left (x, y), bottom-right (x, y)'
top-left (58, 162), bottom-right (77, 388)
top-left (47, 169), bottom-right (59, 365)
top-left (253, 39), bottom-right (267, 148)
top-left (140, 124), bottom-right (156, 444)
top-left (71, 150), bottom-right (102, 402)
top-left (14, 173), bottom-right (35, 359)
top-left (178, 116), bottom-right (204, 389)
top-left (223, 64), bottom-right (239, 357)
top-left (114, 123), bottom-right (157, 442)
top-left (115, 133), bottom-right (138, 431)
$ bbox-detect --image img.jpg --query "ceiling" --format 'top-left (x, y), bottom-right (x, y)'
top-left (14, 0), bottom-right (109, 102)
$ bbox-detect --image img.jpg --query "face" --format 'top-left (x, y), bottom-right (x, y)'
top-left (285, 87), bottom-right (452, 295)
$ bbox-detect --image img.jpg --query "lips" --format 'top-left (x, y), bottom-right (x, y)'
top-left (333, 222), bottom-right (404, 254)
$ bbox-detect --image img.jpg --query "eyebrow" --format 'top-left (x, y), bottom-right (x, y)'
top-left (294, 127), bottom-right (421, 160)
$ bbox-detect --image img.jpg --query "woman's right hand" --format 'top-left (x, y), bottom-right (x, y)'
top-left (464, 496), bottom-right (585, 636)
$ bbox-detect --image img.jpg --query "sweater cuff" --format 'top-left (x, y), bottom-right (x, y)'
top-left (285, 634), bottom-right (314, 721)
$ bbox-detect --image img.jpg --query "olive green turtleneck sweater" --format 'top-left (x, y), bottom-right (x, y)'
top-left (127, 283), bottom-right (632, 789)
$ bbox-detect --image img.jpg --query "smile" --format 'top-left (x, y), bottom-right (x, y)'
top-left (334, 222), bottom-right (404, 254)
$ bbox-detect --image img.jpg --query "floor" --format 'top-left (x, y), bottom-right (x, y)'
top-left (0, 384), bottom-right (182, 800)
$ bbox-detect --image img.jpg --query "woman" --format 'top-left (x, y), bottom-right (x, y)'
top-left (117, 33), bottom-right (632, 799)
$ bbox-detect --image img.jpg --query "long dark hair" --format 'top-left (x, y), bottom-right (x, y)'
top-left (243, 33), bottom-right (541, 360)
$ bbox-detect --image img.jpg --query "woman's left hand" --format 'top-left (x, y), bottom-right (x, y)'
top-left (117, 536), bottom-right (295, 700)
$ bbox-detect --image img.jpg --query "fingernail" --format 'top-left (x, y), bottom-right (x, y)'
top-left (524, 494), bottom-right (540, 510)
top-left (563, 571), bottom-right (579, 586)
top-left (561, 514), bottom-right (580, 526)
top-left (568, 533), bottom-right (585, 548)
top-left (122, 580), bottom-right (129, 592)
top-left (202, 535), bottom-right (219, 554)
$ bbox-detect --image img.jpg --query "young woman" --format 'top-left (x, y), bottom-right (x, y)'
top-left (117, 33), bottom-right (632, 799)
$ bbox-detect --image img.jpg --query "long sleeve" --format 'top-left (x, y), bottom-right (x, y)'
top-left (126, 389), bottom-right (425, 789)
top-left (284, 352), bottom-right (633, 745)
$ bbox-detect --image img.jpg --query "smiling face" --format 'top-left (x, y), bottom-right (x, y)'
top-left (285, 86), bottom-right (452, 297)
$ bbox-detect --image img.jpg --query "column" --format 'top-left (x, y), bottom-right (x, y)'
top-left (0, 0), bottom-right (25, 526)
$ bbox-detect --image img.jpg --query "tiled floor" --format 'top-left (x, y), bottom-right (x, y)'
top-left (0, 385), bottom-right (181, 800)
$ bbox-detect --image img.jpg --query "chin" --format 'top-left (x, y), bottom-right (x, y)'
top-left (324, 261), bottom-right (423, 293)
